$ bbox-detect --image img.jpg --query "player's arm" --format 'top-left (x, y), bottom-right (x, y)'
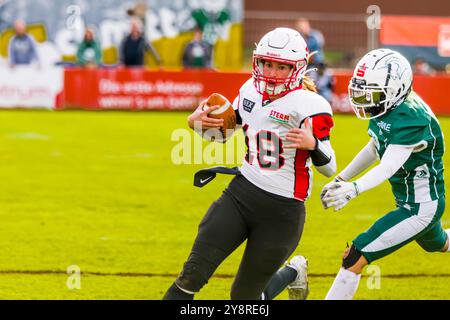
top-left (286, 113), bottom-right (336, 177)
top-left (334, 138), bottom-right (378, 182)
top-left (353, 144), bottom-right (414, 193)
top-left (322, 144), bottom-right (414, 211)
top-left (311, 138), bottom-right (336, 178)
top-left (320, 138), bottom-right (378, 203)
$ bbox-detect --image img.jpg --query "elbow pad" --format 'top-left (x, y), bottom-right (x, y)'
top-left (310, 137), bottom-right (332, 166)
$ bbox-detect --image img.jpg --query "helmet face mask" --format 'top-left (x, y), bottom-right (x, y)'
top-left (253, 57), bottom-right (307, 96)
top-left (348, 80), bottom-right (390, 119)
top-left (252, 28), bottom-right (309, 98)
top-left (348, 49), bottom-right (413, 120)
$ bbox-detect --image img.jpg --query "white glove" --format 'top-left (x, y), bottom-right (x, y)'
top-left (321, 181), bottom-right (360, 211)
top-left (320, 177), bottom-right (343, 209)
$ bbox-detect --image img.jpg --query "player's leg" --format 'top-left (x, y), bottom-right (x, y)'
top-left (229, 200), bottom-right (306, 300)
top-left (163, 190), bottom-right (248, 299)
top-left (261, 254), bottom-right (309, 300)
top-left (416, 222), bottom-right (449, 252)
top-left (415, 198), bottom-right (449, 253)
top-left (326, 199), bottom-right (444, 299)
top-left (324, 244), bottom-right (367, 300)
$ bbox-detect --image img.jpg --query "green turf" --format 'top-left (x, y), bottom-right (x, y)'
top-left (0, 109), bottom-right (449, 300)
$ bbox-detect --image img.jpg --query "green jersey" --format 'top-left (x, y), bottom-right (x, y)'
top-left (368, 91), bottom-right (445, 204)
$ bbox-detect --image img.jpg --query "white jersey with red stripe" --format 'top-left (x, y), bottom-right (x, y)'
top-left (233, 78), bottom-right (334, 201)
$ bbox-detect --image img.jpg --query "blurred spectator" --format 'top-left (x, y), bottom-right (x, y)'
top-left (296, 17), bottom-right (324, 66)
top-left (8, 19), bottom-right (40, 67)
top-left (76, 27), bottom-right (102, 68)
top-left (413, 56), bottom-right (435, 75)
top-left (182, 27), bottom-right (212, 69)
top-left (119, 18), bottom-right (161, 67)
top-left (308, 62), bottom-right (335, 103)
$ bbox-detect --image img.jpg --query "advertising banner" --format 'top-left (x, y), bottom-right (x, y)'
top-left (63, 68), bottom-right (249, 110)
top-left (63, 68), bottom-right (450, 116)
top-left (0, 66), bottom-right (63, 109)
top-left (381, 15), bottom-right (450, 70)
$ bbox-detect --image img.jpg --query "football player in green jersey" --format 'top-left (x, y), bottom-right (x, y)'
top-left (321, 49), bottom-right (449, 299)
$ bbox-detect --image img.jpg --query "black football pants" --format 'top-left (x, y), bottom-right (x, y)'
top-left (175, 174), bottom-right (306, 299)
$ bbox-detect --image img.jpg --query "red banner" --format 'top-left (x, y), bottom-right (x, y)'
top-left (381, 15), bottom-right (450, 47)
top-left (62, 68), bottom-right (450, 116)
top-left (331, 71), bottom-right (450, 116)
top-left (62, 68), bottom-right (250, 110)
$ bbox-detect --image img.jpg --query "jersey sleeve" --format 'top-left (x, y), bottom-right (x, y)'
top-left (311, 114), bottom-right (334, 140)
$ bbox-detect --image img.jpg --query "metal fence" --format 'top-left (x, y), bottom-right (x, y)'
top-left (244, 11), bottom-right (376, 68)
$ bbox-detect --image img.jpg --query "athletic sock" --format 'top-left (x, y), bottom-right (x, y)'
top-left (325, 267), bottom-right (361, 300)
top-left (261, 266), bottom-right (298, 300)
top-left (162, 282), bottom-right (195, 300)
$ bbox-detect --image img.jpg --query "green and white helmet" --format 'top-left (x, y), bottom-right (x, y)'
top-left (348, 48), bottom-right (413, 119)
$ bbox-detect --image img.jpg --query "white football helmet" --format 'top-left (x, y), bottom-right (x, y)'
top-left (348, 48), bottom-right (413, 120)
top-left (253, 27), bottom-right (309, 97)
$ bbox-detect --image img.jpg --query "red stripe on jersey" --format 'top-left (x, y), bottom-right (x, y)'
top-left (294, 149), bottom-right (310, 201)
top-left (311, 114), bottom-right (334, 140)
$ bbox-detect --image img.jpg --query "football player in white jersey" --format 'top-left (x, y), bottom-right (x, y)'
top-left (163, 27), bottom-right (336, 300)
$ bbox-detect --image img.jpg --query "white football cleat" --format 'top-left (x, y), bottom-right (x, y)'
top-left (286, 255), bottom-right (309, 300)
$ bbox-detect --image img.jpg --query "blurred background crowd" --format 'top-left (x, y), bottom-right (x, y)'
top-left (1, 0), bottom-right (450, 109)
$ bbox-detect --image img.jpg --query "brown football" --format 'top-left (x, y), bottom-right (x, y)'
top-left (203, 93), bottom-right (237, 140)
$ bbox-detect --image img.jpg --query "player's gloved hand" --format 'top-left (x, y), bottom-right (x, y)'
top-left (320, 176), bottom-right (343, 209)
top-left (321, 181), bottom-right (360, 211)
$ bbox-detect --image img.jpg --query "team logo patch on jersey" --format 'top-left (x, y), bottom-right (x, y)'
top-left (268, 110), bottom-right (290, 123)
top-left (377, 120), bottom-right (391, 132)
top-left (243, 98), bottom-right (255, 113)
top-left (414, 164), bottom-right (430, 179)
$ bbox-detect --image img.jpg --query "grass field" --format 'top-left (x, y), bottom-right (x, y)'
top-left (0, 109), bottom-right (449, 300)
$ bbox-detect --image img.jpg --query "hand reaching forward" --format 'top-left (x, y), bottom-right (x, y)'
top-left (321, 181), bottom-right (360, 211)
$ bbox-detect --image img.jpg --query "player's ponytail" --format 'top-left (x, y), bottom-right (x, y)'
top-left (302, 75), bottom-right (317, 93)
top-left (302, 50), bottom-right (318, 93)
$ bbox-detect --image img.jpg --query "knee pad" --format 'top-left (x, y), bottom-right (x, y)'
top-left (342, 244), bottom-right (362, 269)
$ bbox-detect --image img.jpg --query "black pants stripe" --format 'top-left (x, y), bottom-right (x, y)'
top-left (175, 174), bottom-right (306, 300)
